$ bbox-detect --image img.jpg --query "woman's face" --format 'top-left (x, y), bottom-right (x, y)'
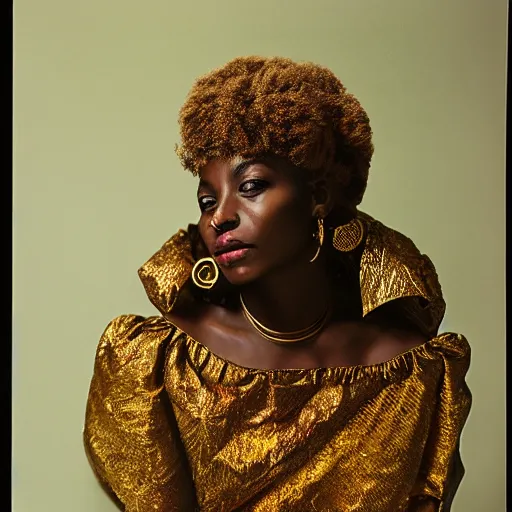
top-left (197, 156), bottom-right (316, 286)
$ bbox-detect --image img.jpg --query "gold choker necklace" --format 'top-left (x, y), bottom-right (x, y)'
top-left (239, 294), bottom-right (331, 344)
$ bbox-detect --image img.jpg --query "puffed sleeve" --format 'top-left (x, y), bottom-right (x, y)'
top-left (410, 333), bottom-right (472, 511)
top-left (83, 314), bottom-right (198, 511)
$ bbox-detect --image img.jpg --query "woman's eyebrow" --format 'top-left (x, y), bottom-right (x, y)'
top-left (231, 158), bottom-right (261, 178)
top-left (197, 178), bottom-right (212, 194)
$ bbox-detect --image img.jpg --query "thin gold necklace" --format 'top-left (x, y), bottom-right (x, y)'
top-left (239, 294), bottom-right (331, 344)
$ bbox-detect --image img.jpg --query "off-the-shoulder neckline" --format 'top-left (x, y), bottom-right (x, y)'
top-left (161, 317), bottom-right (455, 375)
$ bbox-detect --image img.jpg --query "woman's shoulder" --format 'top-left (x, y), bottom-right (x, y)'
top-left (163, 300), bottom-right (243, 354)
top-left (94, 314), bottom-right (176, 367)
top-left (99, 313), bottom-right (172, 339)
top-left (357, 305), bottom-right (470, 368)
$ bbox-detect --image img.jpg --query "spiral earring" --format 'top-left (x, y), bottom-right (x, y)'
top-left (191, 257), bottom-right (219, 289)
top-left (332, 218), bottom-right (364, 252)
top-left (309, 217), bottom-right (324, 263)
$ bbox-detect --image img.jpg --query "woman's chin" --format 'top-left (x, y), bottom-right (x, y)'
top-left (219, 264), bottom-right (259, 287)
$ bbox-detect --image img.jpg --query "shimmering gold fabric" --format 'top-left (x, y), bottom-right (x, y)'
top-left (84, 211), bottom-right (471, 512)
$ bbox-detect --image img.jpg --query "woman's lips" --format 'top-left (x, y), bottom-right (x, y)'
top-left (215, 247), bottom-right (251, 266)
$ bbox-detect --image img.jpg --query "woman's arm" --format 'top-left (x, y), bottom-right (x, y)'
top-left (84, 314), bottom-right (199, 511)
top-left (407, 335), bottom-right (471, 512)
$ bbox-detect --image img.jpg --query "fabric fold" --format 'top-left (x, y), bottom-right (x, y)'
top-left (83, 315), bottom-right (199, 512)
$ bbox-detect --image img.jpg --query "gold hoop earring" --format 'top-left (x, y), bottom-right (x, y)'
top-left (191, 257), bottom-right (219, 289)
top-left (309, 217), bottom-right (324, 263)
top-left (332, 218), bottom-right (364, 252)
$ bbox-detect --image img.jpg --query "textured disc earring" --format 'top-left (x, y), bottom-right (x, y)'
top-left (191, 257), bottom-right (219, 289)
top-left (332, 218), bottom-right (364, 252)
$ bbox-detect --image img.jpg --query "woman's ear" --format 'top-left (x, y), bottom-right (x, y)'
top-left (310, 178), bottom-right (333, 218)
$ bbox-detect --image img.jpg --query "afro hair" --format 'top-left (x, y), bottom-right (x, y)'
top-left (176, 56), bottom-right (373, 209)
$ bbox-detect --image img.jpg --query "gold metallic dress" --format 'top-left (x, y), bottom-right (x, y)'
top-left (84, 211), bottom-right (471, 512)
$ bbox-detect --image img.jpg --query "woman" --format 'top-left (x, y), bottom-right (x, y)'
top-left (84, 56), bottom-right (471, 512)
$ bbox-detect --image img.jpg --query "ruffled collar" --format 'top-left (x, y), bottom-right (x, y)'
top-left (138, 210), bottom-right (445, 337)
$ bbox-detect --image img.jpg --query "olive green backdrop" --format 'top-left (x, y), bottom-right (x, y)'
top-left (13, 0), bottom-right (506, 510)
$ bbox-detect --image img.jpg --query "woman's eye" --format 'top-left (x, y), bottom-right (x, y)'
top-left (239, 179), bottom-right (268, 195)
top-left (198, 196), bottom-right (216, 211)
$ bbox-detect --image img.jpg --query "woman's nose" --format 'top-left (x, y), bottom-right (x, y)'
top-left (211, 215), bottom-right (240, 234)
top-left (211, 200), bottom-right (240, 234)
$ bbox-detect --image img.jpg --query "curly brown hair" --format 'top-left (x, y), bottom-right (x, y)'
top-left (176, 56), bottom-right (373, 209)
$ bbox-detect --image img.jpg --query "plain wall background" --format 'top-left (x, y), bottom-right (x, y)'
top-left (13, 0), bottom-right (506, 510)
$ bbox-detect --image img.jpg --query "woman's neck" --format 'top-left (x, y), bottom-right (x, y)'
top-left (239, 255), bottom-right (336, 332)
